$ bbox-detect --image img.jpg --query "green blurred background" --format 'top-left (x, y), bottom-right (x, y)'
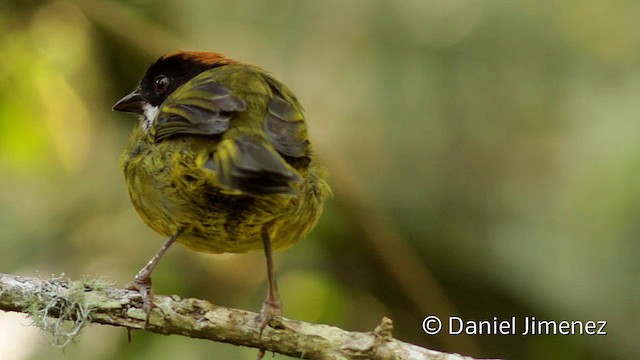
top-left (0, 1), bottom-right (638, 359)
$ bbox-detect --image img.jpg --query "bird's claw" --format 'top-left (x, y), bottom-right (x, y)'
top-left (126, 276), bottom-right (153, 326)
top-left (257, 298), bottom-right (282, 337)
top-left (255, 305), bottom-right (279, 360)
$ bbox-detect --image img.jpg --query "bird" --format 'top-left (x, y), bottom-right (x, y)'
top-left (112, 51), bottom-right (330, 334)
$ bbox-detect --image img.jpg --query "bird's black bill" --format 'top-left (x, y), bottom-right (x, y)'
top-left (113, 90), bottom-right (146, 114)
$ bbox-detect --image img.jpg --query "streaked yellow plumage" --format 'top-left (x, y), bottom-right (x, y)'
top-left (113, 52), bottom-right (330, 332)
top-left (120, 64), bottom-right (330, 253)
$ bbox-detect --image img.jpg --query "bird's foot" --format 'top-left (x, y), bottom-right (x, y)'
top-left (257, 297), bottom-right (282, 337)
top-left (125, 275), bottom-right (153, 327)
top-left (256, 301), bottom-right (281, 360)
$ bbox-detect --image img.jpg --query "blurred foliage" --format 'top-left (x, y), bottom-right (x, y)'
top-left (1, 1), bottom-right (639, 359)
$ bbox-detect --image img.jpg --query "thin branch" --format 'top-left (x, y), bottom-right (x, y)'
top-left (0, 273), bottom-right (485, 360)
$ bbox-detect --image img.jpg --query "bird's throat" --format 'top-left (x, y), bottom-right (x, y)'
top-left (142, 104), bottom-right (159, 132)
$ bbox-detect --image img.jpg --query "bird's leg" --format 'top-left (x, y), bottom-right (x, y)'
top-left (257, 225), bottom-right (282, 336)
top-left (126, 230), bottom-right (182, 326)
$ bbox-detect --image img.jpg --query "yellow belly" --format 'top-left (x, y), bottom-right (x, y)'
top-left (121, 135), bottom-right (328, 254)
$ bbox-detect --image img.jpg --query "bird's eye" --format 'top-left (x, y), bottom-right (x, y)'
top-left (153, 75), bottom-right (170, 94)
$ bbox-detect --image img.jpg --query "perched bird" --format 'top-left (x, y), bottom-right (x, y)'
top-left (112, 51), bottom-right (330, 332)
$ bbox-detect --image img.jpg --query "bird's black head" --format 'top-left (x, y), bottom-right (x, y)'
top-left (113, 51), bottom-right (236, 114)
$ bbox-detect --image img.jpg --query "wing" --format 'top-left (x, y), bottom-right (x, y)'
top-left (204, 135), bottom-right (300, 196)
top-left (263, 77), bottom-right (310, 158)
top-left (149, 71), bottom-right (246, 143)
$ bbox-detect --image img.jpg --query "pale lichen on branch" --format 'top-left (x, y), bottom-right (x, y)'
top-left (0, 273), bottom-right (483, 360)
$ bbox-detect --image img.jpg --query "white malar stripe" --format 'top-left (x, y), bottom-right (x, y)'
top-left (142, 104), bottom-right (159, 132)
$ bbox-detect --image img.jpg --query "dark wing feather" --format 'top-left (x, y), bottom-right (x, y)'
top-left (150, 71), bottom-right (246, 142)
top-left (205, 136), bottom-right (300, 196)
top-left (263, 75), bottom-right (310, 158)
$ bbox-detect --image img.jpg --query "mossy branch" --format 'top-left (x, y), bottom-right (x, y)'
top-left (0, 273), bottom-right (482, 360)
